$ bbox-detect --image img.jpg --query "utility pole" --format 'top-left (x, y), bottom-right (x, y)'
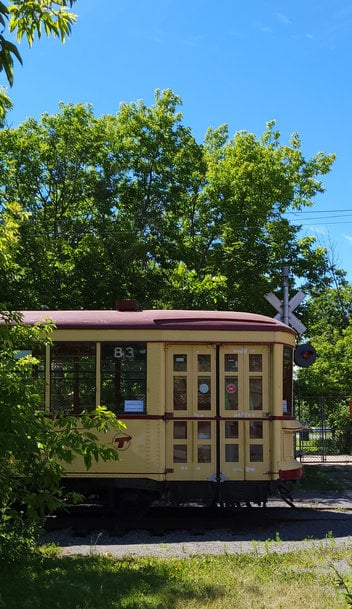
top-left (282, 264), bottom-right (290, 325)
top-left (264, 265), bottom-right (307, 335)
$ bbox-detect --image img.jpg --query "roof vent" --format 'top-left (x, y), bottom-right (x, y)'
top-left (116, 299), bottom-right (139, 312)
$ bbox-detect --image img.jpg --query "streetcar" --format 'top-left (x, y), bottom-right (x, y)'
top-left (19, 301), bottom-right (303, 509)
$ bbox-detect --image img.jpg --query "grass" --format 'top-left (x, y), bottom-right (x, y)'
top-left (1, 543), bottom-right (352, 609)
top-left (2, 466), bottom-right (352, 609)
top-left (298, 465), bottom-right (352, 492)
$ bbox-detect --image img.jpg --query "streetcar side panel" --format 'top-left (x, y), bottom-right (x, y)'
top-left (18, 309), bottom-right (302, 505)
top-left (59, 340), bottom-right (166, 481)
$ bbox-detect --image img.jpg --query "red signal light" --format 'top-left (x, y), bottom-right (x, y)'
top-left (294, 344), bottom-right (317, 368)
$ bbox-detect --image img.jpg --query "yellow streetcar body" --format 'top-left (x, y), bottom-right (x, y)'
top-left (20, 306), bottom-right (302, 507)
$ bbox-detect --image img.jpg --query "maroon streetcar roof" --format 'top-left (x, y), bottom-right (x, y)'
top-left (16, 309), bottom-right (295, 333)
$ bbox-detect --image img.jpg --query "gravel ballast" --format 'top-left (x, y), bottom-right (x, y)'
top-left (41, 490), bottom-right (352, 558)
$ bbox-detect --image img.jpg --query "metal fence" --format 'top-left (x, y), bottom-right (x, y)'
top-left (294, 395), bottom-right (352, 463)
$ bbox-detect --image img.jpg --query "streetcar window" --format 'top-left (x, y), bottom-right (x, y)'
top-left (173, 445), bottom-right (187, 463)
top-left (173, 376), bottom-right (187, 410)
top-left (283, 347), bottom-right (293, 415)
top-left (173, 354), bottom-right (187, 371)
top-left (224, 377), bottom-right (238, 410)
top-left (50, 343), bottom-right (96, 413)
top-left (198, 421), bottom-right (211, 439)
top-left (225, 354), bottom-right (238, 372)
top-left (174, 421), bottom-right (187, 439)
top-left (101, 343), bottom-right (147, 414)
top-left (249, 354), bottom-right (262, 372)
top-left (250, 421), bottom-right (263, 439)
top-left (249, 378), bottom-right (262, 410)
top-left (197, 377), bottom-right (211, 410)
top-left (225, 444), bottom-right (239, 462)
top-left (225, 421), bottom-right (238, 438)
top-left (198, 354), bottom-right (211, 372)
top-left (250, 445), bottom-right (263, 462)
top-left (198, 445), bottom-right (211, 463)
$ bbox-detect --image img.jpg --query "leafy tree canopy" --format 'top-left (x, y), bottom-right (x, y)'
top-left (297, 284), bottom-right (352, 398)
top-left (0, 90), bottom-right (339, 313)
top-left (294, 283), bottom-right (352, 440)
top-left (0, 1), bottom-right (77, 122)
top-left (0, 310), bottom-right (123, 559)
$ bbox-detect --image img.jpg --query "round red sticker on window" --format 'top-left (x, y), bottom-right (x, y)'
top-left (226, 383), bottom-right (237, 394)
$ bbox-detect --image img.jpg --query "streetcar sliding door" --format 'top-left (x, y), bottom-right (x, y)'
top-left (165, 345), bottom-right (217, 481)
top-left (219, 346), bottom-right (270, 483)
top-left (165, 344), bottom-right (271, 485)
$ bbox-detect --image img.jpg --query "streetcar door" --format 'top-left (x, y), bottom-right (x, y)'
top-left (219, 346), bottom-right (271, 482)
top-left (165, 345), bottom-right (217, 481)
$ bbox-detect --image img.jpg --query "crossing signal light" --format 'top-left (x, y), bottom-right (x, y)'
top-left (294, 343), bottom-right (317, 368)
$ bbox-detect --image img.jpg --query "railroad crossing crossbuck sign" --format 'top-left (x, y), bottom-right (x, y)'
top-left (264, 289), bottom-right (307, 335)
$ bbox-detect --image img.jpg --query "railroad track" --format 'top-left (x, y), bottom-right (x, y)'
top-left (45, 502), bottom-right (352, 537)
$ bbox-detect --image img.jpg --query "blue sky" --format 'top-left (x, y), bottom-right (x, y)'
top-left (5, 0), bottom-right (352, 281)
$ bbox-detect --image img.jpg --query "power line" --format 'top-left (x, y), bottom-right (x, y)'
top-left (288, 209), bottom-right (352, 215)
top-left (291, 220), bottom-right (352, 226)
top-left (287, 209), bottom-right (352, 225)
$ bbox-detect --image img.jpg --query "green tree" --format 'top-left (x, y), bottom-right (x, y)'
top-left (0, 310), bottom-right (123, 560)
top-left (0, 1), bottom-right (76, 124)
top-left (0, 92), bottom-right (207, 309)
top-left (0, 1), bottom-right (76, 83)
top-left (297, 284), bottom-right (352, 398)
top-left (105, 89), bottom-right (208, 308)
top-left (0, 102), bottom-right (120, 307)
top-left (0, 1), bottom-right (127, 561)
top-left (198, 122), bottom-right (336, 311)
top-left (294, 284), bottom-right (352, 448)
top-left (0, 91), bottom-right (340, 312)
